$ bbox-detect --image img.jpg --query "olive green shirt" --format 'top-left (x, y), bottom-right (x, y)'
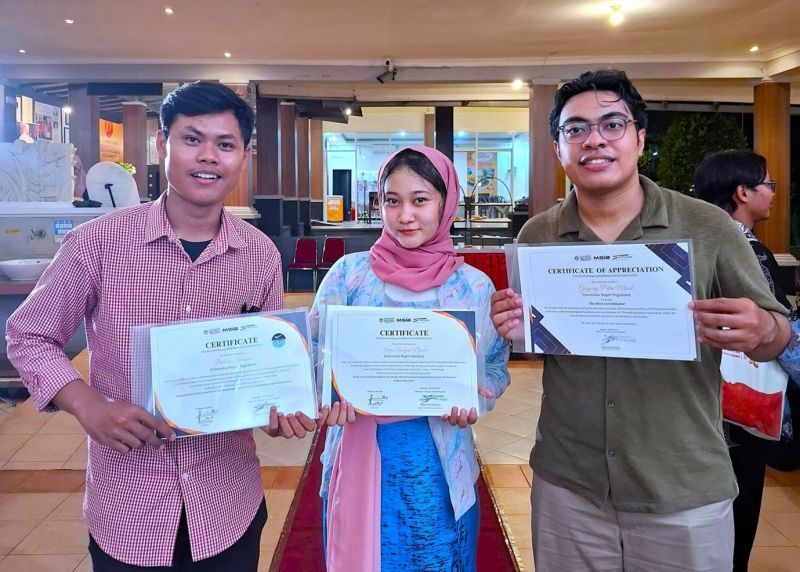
top-left (520, 176), bottom-right (786, 513)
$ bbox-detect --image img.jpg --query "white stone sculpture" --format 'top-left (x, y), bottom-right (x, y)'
top-left (0, 140), bottom-right (74, 202)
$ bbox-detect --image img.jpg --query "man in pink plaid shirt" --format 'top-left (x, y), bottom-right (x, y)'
top-left (7, 81), bottom-right (316, 571)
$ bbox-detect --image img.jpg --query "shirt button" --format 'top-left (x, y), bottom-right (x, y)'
top-left (182, 472), bottom-right (189, 481)
top-left (185, 305), bottom-right (192, 314)
top-left (607, 400), bottom-right (616, 408)
top-left (607, 449), bottom-right (616, 458)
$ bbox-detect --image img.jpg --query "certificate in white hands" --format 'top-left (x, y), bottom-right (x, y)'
top-left (147, 310), bottom-right (317, 437)
top-left (517, 241), bottom-right (698, 361)
top-left (321, 306), bottom-right (479, 416)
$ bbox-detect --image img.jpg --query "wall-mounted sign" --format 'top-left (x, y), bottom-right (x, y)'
top-left (99, 119), bottom-right (124, 162)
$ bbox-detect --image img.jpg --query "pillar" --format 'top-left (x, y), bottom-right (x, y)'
top-left (296, 116), bottom-right (310, 234)
top-left (434, 107), bottom-right (454, 161)
top-left (310, 119), bottom-right (324, 221)
top-left (753, 81), bottom-right (791, 253)
top-left (255, 96), bottom-right (281, 235)
top-left (68, 84), bottom-right (100, 167)
top-left (122, 101), bottom-right (147, 199)
top-left (280, 102), bottom-right (299, 235)
top-left (424, 113), bottom-right (435, 148)
top-left (0, 84), bottom-right (17, 143)
top-left (529, 84), bottom-right (563, 216)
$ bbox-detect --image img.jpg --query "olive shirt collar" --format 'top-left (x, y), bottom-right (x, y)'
top-left (557, 175), bottom-right (670, 241)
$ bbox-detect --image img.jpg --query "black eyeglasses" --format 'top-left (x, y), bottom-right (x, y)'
top-left (752, 180), bottom-right (777, 193)
top-left (557, 117), bottom-right (637, 144)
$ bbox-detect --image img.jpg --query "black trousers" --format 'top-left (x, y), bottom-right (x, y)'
top-left (88, 499), bottom-right (268, 572)
top-left (728, 425), bottom-right (773, 572)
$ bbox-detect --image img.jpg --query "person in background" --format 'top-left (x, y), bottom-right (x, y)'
top-left (490, 70), bottom-right (790, 571)
top-left (72, 150), bottom-right (87, 198)
top-left (6, 81), bottom-right (315, 571)
top-left (694, 149), bottom-right (791, 572)
top-left (17, 121), bottom-right (34, 143)
top-left (311, 146), bottom-right (510, 571)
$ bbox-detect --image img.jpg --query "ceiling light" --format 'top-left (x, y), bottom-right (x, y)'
top-left (17, 49), bottom-right (26, 54)
top-left (511, 79), bottom-right (525, 90)
top-left (64, 19), bottom-right (75, 24)
top-left (224, 52), bottom-right (232, 58)
top-left (750, 45), bottom-right (759, 53)
top-left (164, 7), bottom-right (174, 15)
top-left (609, 5), bottom-right (624, 26)
top-left (63, 106), bottom-right (73, 114)
top-left (345, 107), bottom-right (352, 116)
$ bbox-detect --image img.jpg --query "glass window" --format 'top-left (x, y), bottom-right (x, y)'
top-left (325, 133), bottom-right (356, 218)
top-left (323, 107), bottom-right (531, 221)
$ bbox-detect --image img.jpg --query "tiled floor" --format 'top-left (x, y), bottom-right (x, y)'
top-left (2, 295), bottom-right (800, 570)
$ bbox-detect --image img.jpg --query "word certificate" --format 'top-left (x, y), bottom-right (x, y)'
top-left (321, 306), bottom-right (479, 415)
top-left (149, 312), bottom-right (316, 436)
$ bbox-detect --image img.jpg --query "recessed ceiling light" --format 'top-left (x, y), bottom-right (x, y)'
top-left (64, 19), bottom-right (75, 24)
top-left (511, 79), bottom-right (525, 90)
top-left (345, 107), bottom-right (352, 116)
top-left (63, 106), bottom-right (73, 114)
top-left (17, 49), bottom-right (26, 54)
top-left (750, 45), bottom-right (760, 53)
top-left (164, 7), bottom-right (174, 15)
top-left (224, 52), bottom-right (232, 58)
top-left (609, 5), bottom-right (624, 26)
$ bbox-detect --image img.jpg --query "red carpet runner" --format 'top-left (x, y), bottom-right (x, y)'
top-left (271, 425), bottom-right (521, 571)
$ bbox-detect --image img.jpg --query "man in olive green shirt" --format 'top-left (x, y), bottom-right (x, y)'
top-left (491, 70), bottom-right (790, 571)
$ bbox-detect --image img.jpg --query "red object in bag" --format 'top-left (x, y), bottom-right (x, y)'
top-left (722, 381), bottom-right (783, 439)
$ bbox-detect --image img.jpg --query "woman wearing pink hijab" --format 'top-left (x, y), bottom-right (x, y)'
top-left (310, 146), bottom-right (510, 571)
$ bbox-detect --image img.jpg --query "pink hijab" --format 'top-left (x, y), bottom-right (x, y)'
top-left (369, 145), bottom-right (464, 291)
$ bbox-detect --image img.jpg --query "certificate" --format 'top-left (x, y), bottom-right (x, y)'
top-left (517, 241), bottom-right (698, 361)
top-left (321, 306), bottom-right (479, 416)
top-left (148, 311), bottom-right (317, 437)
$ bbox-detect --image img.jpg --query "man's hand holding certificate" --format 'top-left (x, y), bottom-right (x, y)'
top-left (321, 306), bottom-right (479, 416)
top-left (515, 241), bottom-right (699, 361)
top-left (131, 310), bottom-right (317, 437)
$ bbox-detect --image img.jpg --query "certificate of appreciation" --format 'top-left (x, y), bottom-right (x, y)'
top-left (146, 311), bottom-right (317, 437)
top-left (321, 306), bottom-right (479, 416)
top-left (517, 241), bottom-right (698, 361)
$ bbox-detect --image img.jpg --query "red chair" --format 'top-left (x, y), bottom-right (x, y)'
top-left (316, 237), bottom-right (346, 288)
top-left (286, 237), bottom-right (318, 292)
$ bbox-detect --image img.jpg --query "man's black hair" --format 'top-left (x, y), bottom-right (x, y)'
top-left (693, 150), bottom-right (768, 214)
top-left (160, 81), bottom-right (255, 147)
top-left (549, 69), bottom-right (648, 140)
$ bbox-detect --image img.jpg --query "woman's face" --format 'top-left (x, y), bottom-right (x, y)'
top-left (381, 166), bottom-right (444, 249)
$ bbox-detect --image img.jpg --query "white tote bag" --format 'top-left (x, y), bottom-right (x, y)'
top-left (720, 350), bottom-right (789, 440)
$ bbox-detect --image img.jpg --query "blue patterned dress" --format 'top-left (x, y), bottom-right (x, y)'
top-left (311, 252), bottom-right (510, 571)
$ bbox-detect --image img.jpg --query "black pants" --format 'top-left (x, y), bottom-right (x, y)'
top-left (88, 499), bottom-right (268, 572)
top-left (728, 425), bottom-right (773, 572)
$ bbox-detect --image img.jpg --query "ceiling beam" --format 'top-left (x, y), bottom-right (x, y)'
top-left (766, 50), bottom-right (800, 77)
top-left (0, 60), bottom-right (774, 85)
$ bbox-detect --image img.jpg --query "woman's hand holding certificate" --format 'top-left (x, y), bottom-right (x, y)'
top-left (321, 306), bottom-right (480, 416)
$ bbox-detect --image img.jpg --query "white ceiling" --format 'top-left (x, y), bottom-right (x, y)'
top-left (0, 0), bottom-right (799, 103)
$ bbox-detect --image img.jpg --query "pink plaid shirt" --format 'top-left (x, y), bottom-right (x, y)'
top-left (6, 196), bottom-right (283, 566)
